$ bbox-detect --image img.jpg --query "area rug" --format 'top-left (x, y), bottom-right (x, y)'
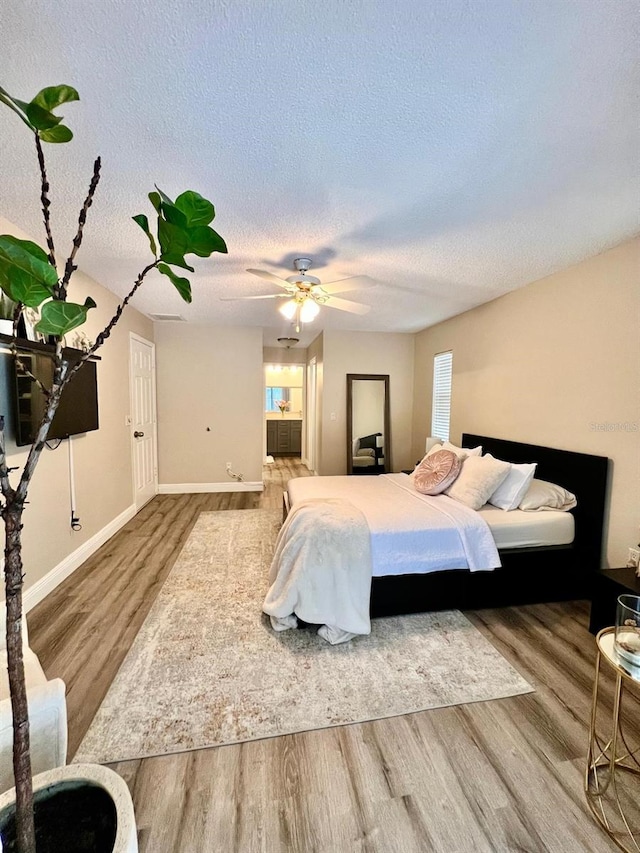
top-left (74, 509), bottom-right (532, 764)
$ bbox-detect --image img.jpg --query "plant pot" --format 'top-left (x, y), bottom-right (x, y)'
top-left (0, 764), bottom-right (137, 853)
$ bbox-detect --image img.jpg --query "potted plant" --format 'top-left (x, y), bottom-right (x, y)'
top-left (0, 82), bottom-right (227, 853)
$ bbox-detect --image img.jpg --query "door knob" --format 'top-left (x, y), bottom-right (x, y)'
top-left (133, 430), bottom-right (144, 438)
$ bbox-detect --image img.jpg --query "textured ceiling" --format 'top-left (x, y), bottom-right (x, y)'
top-left (1, 1), bottom-right (638, 348)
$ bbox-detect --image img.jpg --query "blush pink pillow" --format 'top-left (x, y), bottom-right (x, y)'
top-left (413, 450), bottom-right (462, 495)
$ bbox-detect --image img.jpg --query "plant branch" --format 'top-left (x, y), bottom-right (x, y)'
top-left (1, 423), bottom-right (35, 852)
top-left (15, 366), bottom-right (67, 505)
top-left (34, 134), bottom-right (57, 271)
top-left (3, 543), bottom-right (34, 853)
top-left (58, 156), bottom-right (101, 300)
top-left (8, 336), bottom-right (52, 401)
top-left (64, 260), bottom-right (159, 385)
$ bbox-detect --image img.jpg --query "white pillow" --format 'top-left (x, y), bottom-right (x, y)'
top-left (444, 454), bottom-right (511, 510)
top-left (486, 455), bottom-right (537, 511)
top-left (519, 479), bottom-right (577, 512)
top-left (426, 441), bottom-right (482, 460)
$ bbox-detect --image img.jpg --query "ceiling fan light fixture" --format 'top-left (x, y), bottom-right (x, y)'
top-left (299, 298), bottom-right (320, 323)
top-left (279, 299), bottom-right (297, 320)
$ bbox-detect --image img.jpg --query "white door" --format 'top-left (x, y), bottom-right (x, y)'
top-left (130, 334), bottom-right (158, 509)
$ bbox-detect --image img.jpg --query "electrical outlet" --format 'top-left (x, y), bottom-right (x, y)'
top-left (628, 547), bottom-right (640, 569)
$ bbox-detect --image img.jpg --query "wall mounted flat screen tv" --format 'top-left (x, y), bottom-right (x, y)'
top-left (14, 353), bottom-right (99, 447)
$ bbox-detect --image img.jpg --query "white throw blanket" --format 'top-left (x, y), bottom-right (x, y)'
top-left (263, 498), bottom-right (372, 645)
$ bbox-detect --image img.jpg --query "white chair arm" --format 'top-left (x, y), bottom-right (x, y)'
top-left (0, 678), bottom-right (67, 794)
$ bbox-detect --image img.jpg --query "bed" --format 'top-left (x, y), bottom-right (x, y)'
top-left (283, 434), bottom-right (609, 617)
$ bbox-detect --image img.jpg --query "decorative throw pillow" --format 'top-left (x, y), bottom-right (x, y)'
top-left (518, 479), bottom-right (577, 512)
top-left (444, 454), bottom-right (511, 510)
top-left (486, 455), bottom-right (537, 511)
top-left (413, 450), bottom-right (462, 495)
top-left (427, 441), bottom-right (482, 460)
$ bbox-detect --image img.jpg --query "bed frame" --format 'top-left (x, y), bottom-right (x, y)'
top-left (369, 434), bottom-right (609, 617)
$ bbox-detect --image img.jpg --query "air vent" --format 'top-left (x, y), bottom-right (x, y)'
top-left (148, 313), bottom-right (186, 322)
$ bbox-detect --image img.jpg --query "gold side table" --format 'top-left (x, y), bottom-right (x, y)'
top-left (586, 627), bottom-right (640, 851)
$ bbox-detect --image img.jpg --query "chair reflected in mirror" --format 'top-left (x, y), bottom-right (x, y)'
top-left (347, 374), bottom-right (390, 475)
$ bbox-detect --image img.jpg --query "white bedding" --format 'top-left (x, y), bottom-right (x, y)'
top-left (287, 473), bottom-right (501, 577)
top-left (477, 504), bottom-right (574, 549)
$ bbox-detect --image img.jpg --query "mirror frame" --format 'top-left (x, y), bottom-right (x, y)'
top-left (346, 373), bottom-right (391, 474)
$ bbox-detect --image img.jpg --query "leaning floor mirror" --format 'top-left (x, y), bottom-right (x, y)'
top-left (346, 373), bottom-right (390, 475)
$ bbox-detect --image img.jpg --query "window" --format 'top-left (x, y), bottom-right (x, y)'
top-left (431, 351), bottom-right (452, 441)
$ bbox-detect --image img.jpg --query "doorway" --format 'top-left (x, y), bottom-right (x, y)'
top-left (264, 363), bottom-right (305, 462)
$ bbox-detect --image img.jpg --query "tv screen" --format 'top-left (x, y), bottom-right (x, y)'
top-left (14, 353), bottom-right (99, 446)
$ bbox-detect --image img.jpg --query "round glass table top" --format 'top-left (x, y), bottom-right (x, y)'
top-left (597, 627), bottom-right (640, 683)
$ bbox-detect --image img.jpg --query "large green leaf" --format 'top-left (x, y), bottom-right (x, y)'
top-left (175, 191), bottom-right (215, 227)
top-left (24, 101), bottom-right (62, 131)
top-left (0, 265), bottom-right (53, 307)
top-left (35, 297), bottom-right (96, 337)
top-left (31, 85), bottom-right (79, 112)
top-left (1, 85), bottom-right (77, 142)
top-left (161, 201), bottom-right (188, 229)
top-left (0, 236), bottom-right (58, 288)
top-left (157, 262), bottom-right (192, 303)
top-left (159, 253), bottom-right (195, 272)
top-left (132, 214), bottom-right (157, 257)
top-left (157, 218), bottom-right (194, 270)
top-left (38, 125), bottom-right (73, 144)
top-left (148, 191), bottom-right (162, 213)
top-left (154, 185), bottom-right (174, 206)
top-left (186, 225), bottom-right (228, 257)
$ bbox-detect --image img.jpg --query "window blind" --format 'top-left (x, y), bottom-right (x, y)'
top-left (431, 351), bottom-right (452, 441)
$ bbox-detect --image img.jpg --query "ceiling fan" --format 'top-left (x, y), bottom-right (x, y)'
top-left (221, 258), bottom-right (372, 331)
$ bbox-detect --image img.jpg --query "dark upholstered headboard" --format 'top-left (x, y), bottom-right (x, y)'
top-left (462, 434), bottom-right (609, 571)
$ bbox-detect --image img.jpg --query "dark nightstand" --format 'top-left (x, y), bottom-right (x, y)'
top-left (589, 567), bottom-right (640, 635)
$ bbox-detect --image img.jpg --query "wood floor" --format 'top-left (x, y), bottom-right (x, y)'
top-left (27, 458), bottom-right (638, 852)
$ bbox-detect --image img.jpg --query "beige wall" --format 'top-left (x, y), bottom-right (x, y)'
top-left (320, 330), bottom-right (415, 475)
top-left (0, 218), bottom-right (154, 596)
top-left (263, 346), bottom-right (308, 365)
top-left (155, 324), bottom-right (264, 485)
top-left (412, 238), bottom-right (640, 567)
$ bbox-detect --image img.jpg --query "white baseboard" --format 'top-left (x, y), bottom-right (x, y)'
top-left (158, 481), bottom-right (264, 494)
top-left (23, 504), bottom-right (138, 613)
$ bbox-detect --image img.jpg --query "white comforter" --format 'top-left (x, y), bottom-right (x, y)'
top-left (263, 498), bottom-right (372, 645)
top-left (286, 474), bottom-right (501, 576)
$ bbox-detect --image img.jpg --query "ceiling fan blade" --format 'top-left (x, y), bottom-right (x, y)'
top-left (322, 295), bottom-right (371, 315)
top-left (314, 275), bottom-right (376, 295)
top-left (246, 269), bottom-right (291, 289)
top-left (220, 293), bottom-right (288, 301)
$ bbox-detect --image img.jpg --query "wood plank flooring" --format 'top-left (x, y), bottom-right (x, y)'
top-left (27, 458), bottom-right (638, 852)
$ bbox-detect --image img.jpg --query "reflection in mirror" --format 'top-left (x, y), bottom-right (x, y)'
top-left (265, 386), bottom-right (303, 414)
top-left (346, 374), bottom-right (390, 475)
